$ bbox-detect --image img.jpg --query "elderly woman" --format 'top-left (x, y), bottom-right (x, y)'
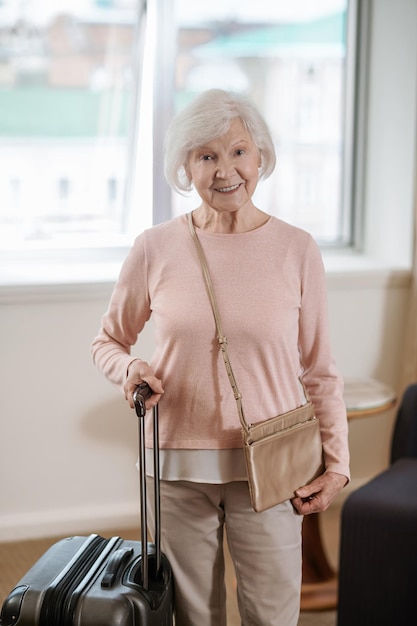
top-left (91, 89), bottom-right (349, 626)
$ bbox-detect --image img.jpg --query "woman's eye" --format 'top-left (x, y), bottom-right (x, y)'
top-left (201, 154), bottom-right (213, 161)
top-left (235, 149), bottom-right (245, 156)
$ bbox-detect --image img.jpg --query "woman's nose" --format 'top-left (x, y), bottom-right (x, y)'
top-left (216, 157), bottom-right (234, 178)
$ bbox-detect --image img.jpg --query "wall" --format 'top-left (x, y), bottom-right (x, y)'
top-left (0, 0), bottom-right (416, 541)
top-left (0, 273), bottom-right (410, 541)
top-left (0, 284), bottom-right (156, 540)
top-left (327, 271), bottom-right (411, 499)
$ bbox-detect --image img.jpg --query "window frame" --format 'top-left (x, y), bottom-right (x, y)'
top-left (151, 0), bottom-right (365, 250)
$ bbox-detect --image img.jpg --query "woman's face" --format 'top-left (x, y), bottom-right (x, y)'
top-left (186, 118), bottom-right (261, 215)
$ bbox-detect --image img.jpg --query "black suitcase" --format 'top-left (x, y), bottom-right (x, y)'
top-left (0, 385), bottom-right (174, 626)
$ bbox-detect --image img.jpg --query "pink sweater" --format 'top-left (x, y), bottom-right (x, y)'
top-left (92, 214), bottom-right (350, 478)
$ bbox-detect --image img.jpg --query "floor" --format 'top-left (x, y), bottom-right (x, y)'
top-left (0, 506), bottom-right (340, 625)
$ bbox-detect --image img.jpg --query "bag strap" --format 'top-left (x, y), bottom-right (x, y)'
top-left (187, 211), bottom-right (251, 434)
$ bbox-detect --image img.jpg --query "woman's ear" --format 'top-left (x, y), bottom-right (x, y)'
top-left (184, 165), bottom-right (192, 184)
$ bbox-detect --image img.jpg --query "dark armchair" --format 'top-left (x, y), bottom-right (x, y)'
top-left (337, 383), bottom-right (417, 626)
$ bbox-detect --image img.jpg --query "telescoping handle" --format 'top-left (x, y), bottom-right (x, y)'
top-left (133, 383), bottom-right (161, 591)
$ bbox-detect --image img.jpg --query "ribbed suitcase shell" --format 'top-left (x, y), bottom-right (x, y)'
top-left (0, 387), bottom-right (173, 626)
top-left (0, 534), bottom-right (173, 626)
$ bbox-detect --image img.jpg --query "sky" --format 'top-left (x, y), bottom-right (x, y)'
top-left (0, 0), bottom-right (347, 27)
top-left (176, 0), bottom-right (347, 23)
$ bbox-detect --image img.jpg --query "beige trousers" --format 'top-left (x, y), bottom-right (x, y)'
top-left (146, 478), bottom-right (303, 626)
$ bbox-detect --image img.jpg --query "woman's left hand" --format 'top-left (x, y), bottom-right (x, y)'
top-left (291, 471), bottom-right (348, 515)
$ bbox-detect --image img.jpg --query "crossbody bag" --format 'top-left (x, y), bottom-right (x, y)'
top-left (187, 211), bottom-right (324, 512)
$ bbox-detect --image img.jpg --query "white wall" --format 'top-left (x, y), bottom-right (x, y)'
top-left (327, 271), bottom-right (411, 497)
top-left (0, 285), bottom-right (153, 540)
top-left (0, 0), bottom-right (416, 541)
top-left (0, 273), bottom-right (410, 541)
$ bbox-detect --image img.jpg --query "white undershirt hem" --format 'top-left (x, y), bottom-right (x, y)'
top-left (143, 448), bottom-right (248, 483)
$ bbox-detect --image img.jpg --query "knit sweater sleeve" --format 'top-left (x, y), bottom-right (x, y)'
top-left (298, 236), bottom-right (349, 479)
top-left (91, 232), bottom-right (151, 391)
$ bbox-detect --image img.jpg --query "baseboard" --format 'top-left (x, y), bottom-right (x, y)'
top-left (0, 476), bottom-right (377, 543)
top-left (0, 502), bottom-right (140, 542)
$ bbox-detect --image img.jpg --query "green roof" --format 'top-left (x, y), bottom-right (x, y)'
top-left (195, 12), bottom-right (346, 57)
top-left (0, 87), bottom-right (130, 137)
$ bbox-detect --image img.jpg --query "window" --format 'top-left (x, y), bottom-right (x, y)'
top-left (153, 0), bottom-right (357, 246)
top-left (0, 0), bottom-right (146, 252)
top-left (0, 0), bottom-right (359, 268)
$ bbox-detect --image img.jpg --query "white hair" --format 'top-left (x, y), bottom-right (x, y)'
top-left (164, 89), bottom-right (276, 194)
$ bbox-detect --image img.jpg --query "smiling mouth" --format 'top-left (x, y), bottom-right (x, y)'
top-left (215, 184), bottom-right (241, 193)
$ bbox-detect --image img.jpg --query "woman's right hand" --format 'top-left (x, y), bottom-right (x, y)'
top-left (124, 359), bottom-right (164, 410)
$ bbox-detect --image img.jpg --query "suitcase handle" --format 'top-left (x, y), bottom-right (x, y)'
top-left (133, 382), bottom-right (153, 415)
top-left (133, 383), bottom-right (161, 591)
top-left (101, 547), bottom-right (134, 589)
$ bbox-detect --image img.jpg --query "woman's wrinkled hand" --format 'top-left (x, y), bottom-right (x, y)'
top-left (291, 471), bottom-right (348, 515)
top-left (124, 359), bottom-right (164, 410)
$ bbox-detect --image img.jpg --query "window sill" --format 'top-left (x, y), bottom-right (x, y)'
top-left (323, 251), bottom-right (412, 289)
top-left (0, 250), bottom-right (412, 303)
top-left (0, 245), bottom-right (126, 302)
top-left (0, 256), bottom-right (123, 303)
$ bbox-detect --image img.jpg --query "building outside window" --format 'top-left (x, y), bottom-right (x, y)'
top-left (0, 0), bottom-right (356, 264)
top-left (161, 0), bottom-right (354, 246)
top-left (0, 0), bottom-right (140, 251)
